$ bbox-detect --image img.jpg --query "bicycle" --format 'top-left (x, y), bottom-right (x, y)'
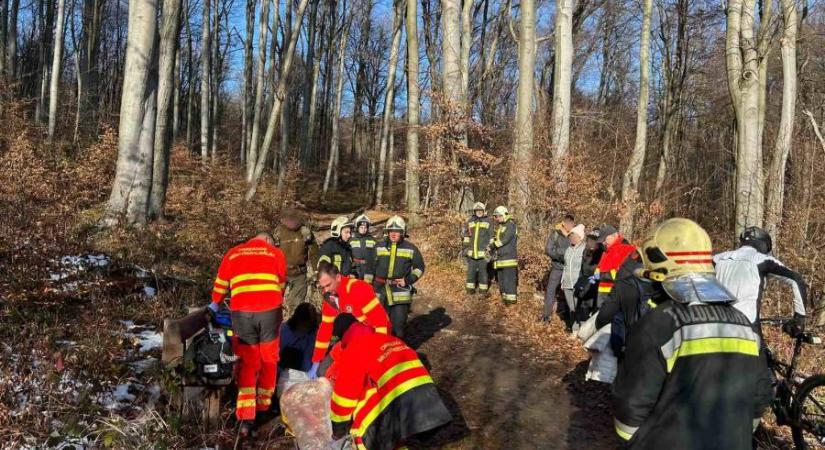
top-left (761, 317), bottom-right (825, 449)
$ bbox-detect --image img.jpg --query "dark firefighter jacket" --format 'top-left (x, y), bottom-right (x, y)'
top-left (373, 238), bottom-right (425, 305)
top-left (463, 215), bottom-right (493, 260)
top-left (330, 328), bottom-right (452, 450)
top-left (490, 217), bottom-right (518, 270)
top-left (612, 298), bottom-right (772, 450)
top-left (318, 237), bottom-right (354, 276)
top-left (351, 232), bottom-right (377, 283)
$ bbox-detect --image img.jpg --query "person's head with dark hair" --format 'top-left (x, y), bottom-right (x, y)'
top-left (332, 313), bottom-right (373, 347)
top-left (317, 262), bottom-right (343, 302)
top-left (562, 214), bottom-right (575, 231)
top-left (287, 302), bottom-right (319, 332)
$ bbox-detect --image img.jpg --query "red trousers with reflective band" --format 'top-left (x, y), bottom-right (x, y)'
top-left (231, 308), bottom-right (282, 421)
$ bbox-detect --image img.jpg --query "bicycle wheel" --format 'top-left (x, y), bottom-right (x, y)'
top-left (793, 374), bottom-right (825, 449)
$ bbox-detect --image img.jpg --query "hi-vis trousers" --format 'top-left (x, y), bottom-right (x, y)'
top-left (231, 307), bottom-right (282, 421)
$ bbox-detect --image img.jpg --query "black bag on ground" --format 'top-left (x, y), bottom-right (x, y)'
top-left (184, 326), bottom-right (237, 382)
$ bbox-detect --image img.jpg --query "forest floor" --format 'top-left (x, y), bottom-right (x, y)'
top-left (0, 142), bottom-right (813, 449)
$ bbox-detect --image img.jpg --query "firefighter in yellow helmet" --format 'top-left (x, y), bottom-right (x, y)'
top-left (612, 218), bottom-right (771, 449)
top-left (317, 216), bottom-right (355, 276)
top-left (351, 214), bottom-right (377, 283)
top-left (463, 202), bottom-right (493, 295)
top-left (373, 215), bottom-right (425, 340)
top-left (488, 206), bottom-right (518, 304)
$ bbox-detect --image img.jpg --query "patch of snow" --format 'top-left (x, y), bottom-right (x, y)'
top-left (134, 331), bottom-right (162, 353)
top-left (55, 340), bottom-right (76, 347)
top-left (119, 320), bottom-right (137, 330)
top-left (85, 254), bottom-right (110, 267)
top-left (142, 286), bottom-right (156, 298)
top-left (146, 384), bottom-right (161, 409)
top-left (136, 270), bottom-right (150, 279)
top-left (61, 282), bottom-right (79, 292)
top-left (100, 383), bottom-right (136, 410)
top-left (50, 272), bottom-right (69, 281)
top-left (51, 436), bottom-right (90, 449)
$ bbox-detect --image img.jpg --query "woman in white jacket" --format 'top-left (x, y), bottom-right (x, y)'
top-left (561, 224), bottom-right (586, 331)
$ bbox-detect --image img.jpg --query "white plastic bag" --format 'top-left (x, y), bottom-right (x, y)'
top-left (277, 368), bottom-right (311, 398)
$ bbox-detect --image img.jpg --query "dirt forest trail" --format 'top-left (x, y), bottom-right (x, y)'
top-left (402, 263), bottom-right (615, 449)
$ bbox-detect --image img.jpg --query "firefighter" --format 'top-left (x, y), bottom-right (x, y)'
top-left (318, 216), bottom-right (355, 276)
top-left (307, 262), bottom-right (392, 379)
top-left (273, 208), bottom-right (319, 312)
top-left (209, 233), bottom-right (287, 436)
top-left (613, 218), bottom-right (771, 449)
top-left (351, 214), bottom-right (377, 283)
top-left (592, 224), bottom-right (636, 308)
top-left (329, 314), bottom-right (452, 450)
top-left (463, 202), bottom-right (493, 295)
top-left (373, 215), bottom-right (425, 340)
top-left (488, 206), bottom-right (518, 305)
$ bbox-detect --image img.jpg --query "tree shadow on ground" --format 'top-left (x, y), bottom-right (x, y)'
top-left (405, 306), bottom-right (452, 350)
top-left (563, 360), bottom-right (617, 449)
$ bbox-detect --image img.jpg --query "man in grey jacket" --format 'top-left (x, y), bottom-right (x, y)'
top-left (543, 214), bottom-right (574, 322)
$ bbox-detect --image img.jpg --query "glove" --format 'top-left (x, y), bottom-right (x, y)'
top-left (588, 274), bottom-right (599, 285)
top-left (308, 362), bottom-right (320, 380)
top-left (207, 302), bottom-right (220, 314)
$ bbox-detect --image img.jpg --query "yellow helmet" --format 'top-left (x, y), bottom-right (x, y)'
top-left (385, 215), bottom-right (407, 233)
top-left (638, 218), bottom-right (735, 304)
top-left (492, 206), bottom-right (509, 217)
top-left (472, 202), bottom-right (486, 212)
top-left (330, 216), bottom-right (354, 238)
top-left (638, 218), bottom-right (714, 280)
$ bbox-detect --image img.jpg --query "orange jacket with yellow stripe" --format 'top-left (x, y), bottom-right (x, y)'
top-left (329, 330), bottom-right (450, 449)
top-left (312, 276), bottom-right (390, 363)
top-left (211, 238), bottom-right (287, 312)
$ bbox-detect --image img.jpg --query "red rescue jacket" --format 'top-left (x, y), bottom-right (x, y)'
top-left (596, 237), bottom-right (637, 301)
top-left (211, 238), bottom-right (287, 312)
top-left (312, 276), bottom-right (391, 363)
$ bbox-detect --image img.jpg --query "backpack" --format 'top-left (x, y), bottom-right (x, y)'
top-left (609, 276), bottom-right (656, 357)
top-left (184, 324), bottom-right (237, 383)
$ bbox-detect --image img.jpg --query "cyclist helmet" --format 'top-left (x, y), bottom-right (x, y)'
top-left (740, 226), bottom-right (772, 254)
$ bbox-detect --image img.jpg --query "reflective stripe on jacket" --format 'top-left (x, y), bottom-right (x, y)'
top-left (463, 216), bottom-right (493, 260)
top-left (318, 237), bottom-right (354, 276)
top-left (212, 238), bottom-right (287, 312)
top-left (491, 218), bottom-right (518, 270)
top-left (312, 277), bottom-right (391, 363)
top-left (373, 239), bottom-right (425, 305)
top-left (612, 299), bottom-right (771, 449)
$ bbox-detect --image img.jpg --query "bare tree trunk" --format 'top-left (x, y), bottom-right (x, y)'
top-left (460, 0), bottom-right (472, 109)
top-left (726, 0), bottom-right (764, 234)
top-left (6, 0), bottom-right (18, 80)
top-left (299, 0), bottom-right (321, 165)
top-left (246, 0), bottom-right (311, 200)
top-left (173, 45), bottom-right (181, 138)
top-left (209, 0), bottom-right (220, 161)
top-left (375, 0), bottom-right (403, 206)
top-left (620, 0), bottom-right (652, 238)
top-left (246, 0), bottom-right (269, 180)
top-left (37, 0), bottom-right (56, 123)
top-left (78, 0), bottom-right (106, 132)
top-left (323, 0), bottom-right (351, 195)
top-left (150, 0), bottom-right (182, 220)
top-left (306, 1), bottom-right (327, 166)
top-left (200, 0), bottom-right (210, 161)
top-left (442, 0), bottom-right (462, 121)
top-left (765, 0), bottom-right (797, 237)
top-left (104, 0), bottom-right (159, 226)
top-left (184, 0), bottom-right (193, 151)
top-left (406, 0), bottom-right (420, 213)
top-left (551, 0), bottom-right (573, 161)
top-left (0, 0), bottom-right (6, 79)
top-left (509, 0), bottom-right (535, 217)
top-left (241, 0), bottom-right (254, 165)
top-left (47, 0), bottom-right (66, 141)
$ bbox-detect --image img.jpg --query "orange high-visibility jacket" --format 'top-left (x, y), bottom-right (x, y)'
top-left (595, 238), bottom-right (636, 304)
top-left (212, 238), bottom-right (287, 312)
top-left (312, 276), bottom-right (390, 363)
top-left (330, 332), bottom-right (450, 450)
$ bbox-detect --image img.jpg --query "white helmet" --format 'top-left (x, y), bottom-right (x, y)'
top-left (355, 214), bottom-right (371, 228)
top-left (492, 205), bottom-right (509, 217)
top-left (472, 202), bottom-right (486, 212)
top-left (330, 216), bottom-right (354, 238)
top-left (385, 215), bottom-right (407, 233)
